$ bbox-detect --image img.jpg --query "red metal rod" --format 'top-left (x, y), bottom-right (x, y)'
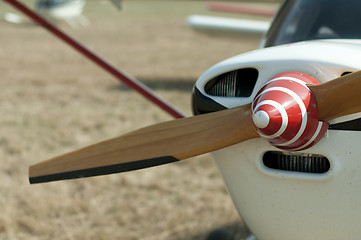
top-left (4, 0), bottom-right (186, 119)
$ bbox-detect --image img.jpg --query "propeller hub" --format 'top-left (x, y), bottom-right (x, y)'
top-left (252, 71), bottom-right (329, 151)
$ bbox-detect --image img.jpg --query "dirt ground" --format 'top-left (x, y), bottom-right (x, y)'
top-left (0, 1), bottom-right (277, 239)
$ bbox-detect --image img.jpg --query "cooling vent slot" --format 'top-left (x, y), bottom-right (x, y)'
top-left (263, 151), bottom-right (330, 174)
top-left (205, 68), bottom-right (258, 97)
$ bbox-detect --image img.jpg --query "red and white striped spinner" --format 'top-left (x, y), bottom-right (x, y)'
top-left (251, 71), bottom-right (329, 151)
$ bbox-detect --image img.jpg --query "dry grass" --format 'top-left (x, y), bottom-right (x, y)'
top-left (0, 1), bottom-right (273, 239)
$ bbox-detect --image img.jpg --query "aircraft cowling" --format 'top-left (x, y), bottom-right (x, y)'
top-left (192, 40), bottom-right (361, 240)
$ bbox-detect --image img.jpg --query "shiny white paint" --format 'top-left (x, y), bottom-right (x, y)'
top-left (195, 40), bottom-right (361, 239)
top-left (252, 110), bottom-right (269, 129)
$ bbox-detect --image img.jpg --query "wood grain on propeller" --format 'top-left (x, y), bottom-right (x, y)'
top-left (29, 104), bottom-right (257, 183)
top-left (309, 70), bottom-right (361, 121)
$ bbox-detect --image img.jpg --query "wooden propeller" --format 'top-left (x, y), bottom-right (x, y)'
top-left (29, 70), bottom-right (361, 184)
top-left (29, 104), bottom-right (257, 183)
top-left (308, 71), bottom-right (361, 121)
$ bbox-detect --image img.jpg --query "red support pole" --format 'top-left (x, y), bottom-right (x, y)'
top-left (3, 0), bottom-right (186, 119)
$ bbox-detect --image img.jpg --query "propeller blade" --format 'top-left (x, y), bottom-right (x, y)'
top-left (29, 104), bottom-right (257, 184)
top-left (308, 70), bottom-right (361, 121)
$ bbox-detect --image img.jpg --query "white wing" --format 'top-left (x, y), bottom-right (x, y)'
top-left (186, 15), bottom-right (270, 35)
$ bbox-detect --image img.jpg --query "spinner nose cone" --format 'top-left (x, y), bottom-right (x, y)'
top-left (251, 71), bottom-right (329, 151)
top-left (252, 110), bottom-right (270, 129)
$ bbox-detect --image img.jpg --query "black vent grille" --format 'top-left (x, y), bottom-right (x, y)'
top-left (206, 71), bottom-right (238, 97)
top-left (205, 68), bottom-right (258, 98)
top-left (263, 151), bottom-right (330, 174)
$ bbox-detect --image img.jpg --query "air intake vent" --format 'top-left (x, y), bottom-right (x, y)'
top-left (263, 151), bottom-right (330, 174)
top-left (205, 68), bottom-right (258, 97)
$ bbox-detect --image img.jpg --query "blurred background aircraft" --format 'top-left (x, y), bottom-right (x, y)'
top-left (1, 0), bottom-right (121, 27)
top-left (35, 0), bottom-right (88, 27)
